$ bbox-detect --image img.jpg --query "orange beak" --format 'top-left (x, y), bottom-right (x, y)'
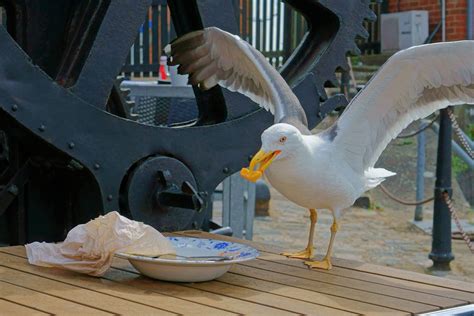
top-left (240, 149), bottom-right (281, 182)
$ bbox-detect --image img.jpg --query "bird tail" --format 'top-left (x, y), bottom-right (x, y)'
top-left (364, 168), bottom-right (396, 190)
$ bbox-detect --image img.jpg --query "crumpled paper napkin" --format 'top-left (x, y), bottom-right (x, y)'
top-left (25, 211), bottom-right (175, 276)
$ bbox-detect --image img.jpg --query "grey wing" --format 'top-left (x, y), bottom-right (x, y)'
top-left (165, 27), bottom-right (309, 133)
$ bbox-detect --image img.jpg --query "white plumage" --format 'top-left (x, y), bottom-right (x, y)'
top-left (335, 41), bottom-right (474, 174)
top-left (167, 27), bottom-right (474, 269)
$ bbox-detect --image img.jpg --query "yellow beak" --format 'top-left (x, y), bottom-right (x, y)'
top-left (240, 149), bottom-right (281, 182)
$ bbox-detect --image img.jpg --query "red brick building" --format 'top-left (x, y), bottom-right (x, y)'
top-left (386, 0), bottom-right (471, 41)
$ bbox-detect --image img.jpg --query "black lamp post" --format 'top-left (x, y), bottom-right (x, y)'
top-left (429, 107), bottom-right (455, 270)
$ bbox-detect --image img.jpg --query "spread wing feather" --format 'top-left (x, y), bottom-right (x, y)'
top-left (331, 41), bottom-right (474, 173)
top-left (166, 27), bottom-right (308, 130)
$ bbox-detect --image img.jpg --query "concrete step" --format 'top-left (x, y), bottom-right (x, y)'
top-left (357, 53), bottom-right (393, 66)
top-left (354, 72), bottom-right (375, 82)
top-left (352, 64), bottom-right (380, 72)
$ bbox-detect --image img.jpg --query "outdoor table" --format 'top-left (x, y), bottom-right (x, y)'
top-left (0, 230), bottom-right (473, 315)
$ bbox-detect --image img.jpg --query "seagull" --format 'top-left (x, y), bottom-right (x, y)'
top-left (166, 27), bottom-right (474, 270)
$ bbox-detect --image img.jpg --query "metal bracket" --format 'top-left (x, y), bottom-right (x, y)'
top-left (0, 159), bottom-right (32, 216)
top-left (156, 170), bottom-right (204, 212)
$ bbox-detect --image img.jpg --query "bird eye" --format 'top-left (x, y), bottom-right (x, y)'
top-left (279, 136), bottom-right (287, 143)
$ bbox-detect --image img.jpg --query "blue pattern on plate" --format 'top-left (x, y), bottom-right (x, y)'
top-left (213, 242), bottom-right (229, 250)
top-left (167, 237), bottom-right (259, 261)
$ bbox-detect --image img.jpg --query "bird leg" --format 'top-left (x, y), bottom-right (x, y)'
top-left (305, 217), bottom-right (339, 270)
top-left (281, 209), bottom-right (317, 259)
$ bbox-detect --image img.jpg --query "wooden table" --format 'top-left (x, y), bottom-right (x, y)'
top-left (0, 231), bottom-right (473, 315)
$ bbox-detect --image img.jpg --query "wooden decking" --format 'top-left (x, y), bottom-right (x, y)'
top-left (0, 230), bottom-right (473, 315)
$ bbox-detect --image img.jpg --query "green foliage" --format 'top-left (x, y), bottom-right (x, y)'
top-left (394, 139), bottom-right (413, 146)
top-left (452, 155), bottom-right (469, 176)
top-left (452, 123), bottom-right (473, 176)
top-left (369, 200), bottom-right (384, 211)
top-left (350, 55), bottom-right (361, 65)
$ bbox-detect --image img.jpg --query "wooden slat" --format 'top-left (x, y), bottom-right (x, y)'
top-left (217, 272), bottom-right (405, 316)
top-left (330, 257), bottom-right (474, 293)
top-left (0, 248), bottom-right (235, 316)
top-left (110, 256), bottom-right (392, 315)
top-left (174, 231), bottom-right (473, 313)
top-left (3, 246), bottom-right (300, 315)
top-left (238, 259), bottom-right (465, 308)
top-left (114, 241), bottom-right (422, 314)
top-left (103, 268), bottom-right (240, 315)
top-left (189, 281), bottom-right (355, 316)
top-left (0, 298), bottom-right (50, 316)
top-left (176, 231), bottom-right (474, 293)
top-left (0, 252), bottom-right (175, 315)
top-left (0, 278), bottom-right (110, 315)
top-left (255, 252), bottom-right (474, 303)
top-left (111, 257), bottom-right (299, 315)
top-left (116, 256), bottom-right (352, 316)
top-left (2, 231), bottom-right (474, 315)
top-left (229, 264), bottom-right (437, 314)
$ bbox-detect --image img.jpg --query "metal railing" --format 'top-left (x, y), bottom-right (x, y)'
top-left (122, 0), bottom-right (173, 78)
top-left (411, 109), bottom-right (473, 267)
top-left (377, 109), bottom-right (473, 267)
top-left (122, 0), bottom-right (385, 77)
top-left (413, 115), bottom-right (474, 223)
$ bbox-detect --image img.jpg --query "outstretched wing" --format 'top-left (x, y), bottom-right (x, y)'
top-left (165, 27), bottom-right (308, 131)
top-left (330, 41), bottom-right (474, 173)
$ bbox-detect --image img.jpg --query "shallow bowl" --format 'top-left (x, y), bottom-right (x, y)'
top-left (116, 236), bottom-right (259, 282)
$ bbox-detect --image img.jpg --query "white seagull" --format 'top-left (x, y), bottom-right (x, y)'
top-left (166, 27), bottom-right (474, 270)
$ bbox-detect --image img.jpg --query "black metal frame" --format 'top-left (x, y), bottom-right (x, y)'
top-left (0, 0), bottom-right (375, 244)
top-left (429, 108), bottom-right (455, 269)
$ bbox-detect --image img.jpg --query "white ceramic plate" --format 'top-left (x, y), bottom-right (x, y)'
top-left (116, 236), bottom-right (259, 282)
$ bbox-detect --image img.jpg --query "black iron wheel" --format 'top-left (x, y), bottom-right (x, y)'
top-left (0, 0), bottom-right (375, 243)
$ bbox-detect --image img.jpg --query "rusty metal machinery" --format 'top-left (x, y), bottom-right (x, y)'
top-left (0, 0), bottom-right (374, 245)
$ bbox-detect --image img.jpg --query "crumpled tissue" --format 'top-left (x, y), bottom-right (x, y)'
top-left (25, 211), bottom-right (175, 276)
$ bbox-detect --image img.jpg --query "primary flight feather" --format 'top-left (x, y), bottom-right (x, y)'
top-left (166, 27), bottom-right (474, 269)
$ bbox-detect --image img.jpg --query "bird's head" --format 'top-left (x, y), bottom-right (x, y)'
top-left (240, 123), bottom-right (302, 182)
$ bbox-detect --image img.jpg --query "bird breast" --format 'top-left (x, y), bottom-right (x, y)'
top-left (264, 140), bottom-right (363, 211)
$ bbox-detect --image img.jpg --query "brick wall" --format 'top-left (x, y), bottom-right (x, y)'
top-left (387, 0), bottom-right (467, 41)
